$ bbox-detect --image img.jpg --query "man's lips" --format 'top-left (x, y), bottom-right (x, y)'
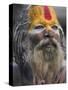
top-left (44, 42), bottom-right (57, 48)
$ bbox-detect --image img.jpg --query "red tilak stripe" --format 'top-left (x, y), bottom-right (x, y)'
top-left (44, 6), bottom-right (51, 20)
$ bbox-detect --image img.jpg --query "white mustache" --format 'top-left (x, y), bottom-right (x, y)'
top-left (35, 38), bottom-right (60, 49)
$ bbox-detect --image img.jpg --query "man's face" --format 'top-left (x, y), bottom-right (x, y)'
top-left (28, 6), bottom-right (64, 62)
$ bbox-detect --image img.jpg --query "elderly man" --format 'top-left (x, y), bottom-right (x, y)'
top-left (28, 5), bottom-right (66, 84)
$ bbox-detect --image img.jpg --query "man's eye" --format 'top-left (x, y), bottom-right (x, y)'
top-left (51, 25), bottom-right (58, 30)
top-left (31, 25), bottom-right (45, 34)
top-left (34, 25), bottom-right (44, 29)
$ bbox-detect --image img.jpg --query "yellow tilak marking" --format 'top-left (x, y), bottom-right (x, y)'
top-left (28, 6), bottom-right (59, 32)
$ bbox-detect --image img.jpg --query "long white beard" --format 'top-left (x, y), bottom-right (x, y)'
top-left (28, 38), bottom-right (64, 84)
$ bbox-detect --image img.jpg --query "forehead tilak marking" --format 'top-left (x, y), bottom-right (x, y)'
top-left (44, 6), bottom-right (52, 20)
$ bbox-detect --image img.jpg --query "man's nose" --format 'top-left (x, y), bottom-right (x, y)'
top-left (44, 26), bottom-right (54, 38)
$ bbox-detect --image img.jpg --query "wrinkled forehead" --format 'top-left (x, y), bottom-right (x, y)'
top-left (28, 5), bottom-right (59, 29)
